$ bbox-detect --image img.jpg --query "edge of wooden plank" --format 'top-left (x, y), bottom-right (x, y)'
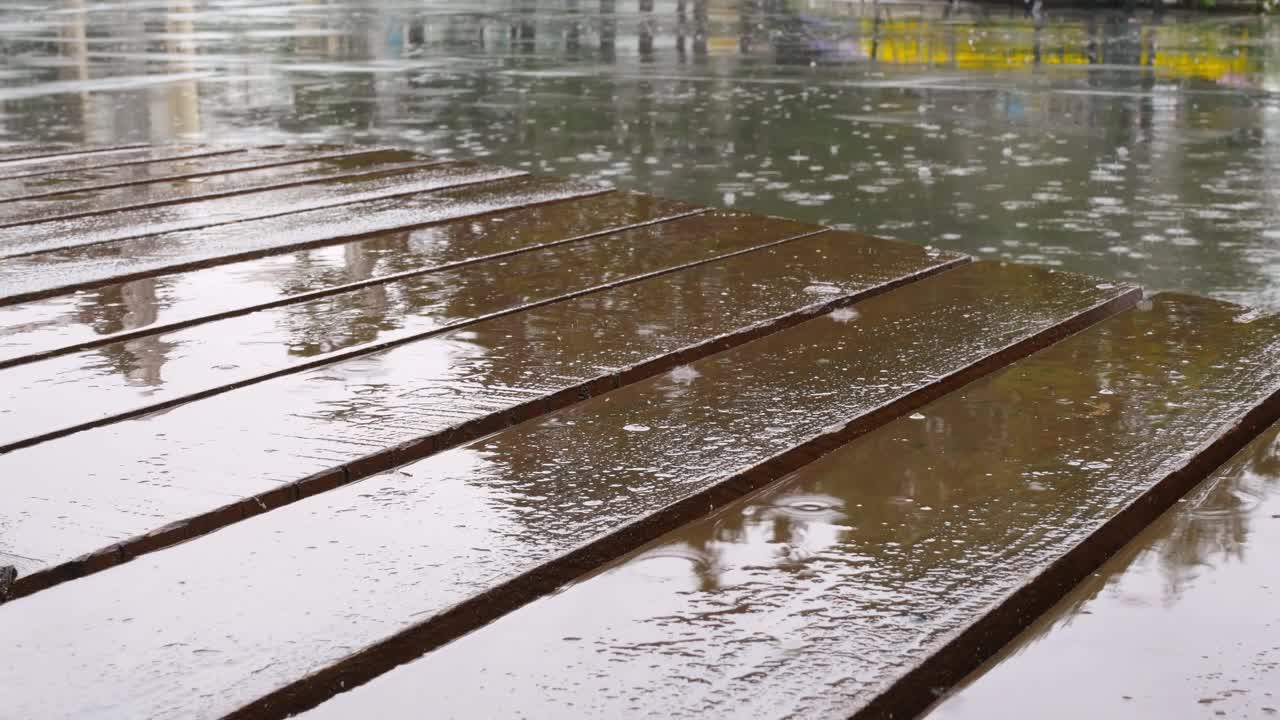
top-left (0, 185), bottom-right (634, 369)
top-left (211, 281), bottom-right (1141, 720)
top-left (847, 297), bottom-right (1280, 720)
top-left (0, 563), bottom-right (15, 601)
top-left (0, 143), bottom-right (150, 166)
top-left (3, 242), bottom-right (972, 602)
top-left (0, 158), bottom-right (483, 260)
top-left (0, 146), bottom-right (352, 203)
top-left (0, 145), bottom-right (251, 181)
top-left (0, 147), bottom-right (421, 223)
top-left (0, 173), bottom-right (554, 307)
top-left (0, 225), bottom-right (828, 453)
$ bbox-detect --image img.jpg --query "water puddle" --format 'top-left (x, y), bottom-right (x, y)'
top-left (0, 1), bottom-right (1274, 308)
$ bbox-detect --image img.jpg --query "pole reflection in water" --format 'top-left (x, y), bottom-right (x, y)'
top-left (161, 1), bottom-right (200, 139)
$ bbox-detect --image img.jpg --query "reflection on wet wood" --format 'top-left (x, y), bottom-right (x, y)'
top-left (0, 175), bottom-right (608, 305)
top-left (0, 262), bottom-right (1136, 720)
top-left (303, 294), bottom-right (1278, 720)
top-left (1, 230), bottom-right (963, 601)
top-left (0, 145), bottom-right (326, 201)
top-left (0, 144), bottom-right (240, 180)
top-left (924, 418), bottom-right (1280, 720)
top-left (0, 147), bottom-right (403, 225)
top-left (0, 189), bottom-right (692, 367)
top-left (0, 211), bottom-right (825, 450)
top-left (0, 144), bottom-right (144, 164)
top-left (0, 156), bottom-right (513, 258)
top-left (0, 144), bottom-right (1275, 720)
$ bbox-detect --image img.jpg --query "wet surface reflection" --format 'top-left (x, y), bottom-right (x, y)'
top-left (292, 293), bottom-right (1280, 719)
top-left (926, 420), bottom-right (1280, 720)
top-left (0, 261), bottom-right (1124, 720)
top-left (1, 0), bottom-right (1277, 307)
top-left (0, 2), bottom-right (1278, 714)
top-left (0, 158), bottom-right (508, 256)
top-left (0, 231), bottom-right (955, 579)
top-left (0, 146), bottom-right (388, 225)
top-left (0, 174), bottom-right (598, 304)
top-left (0, 209), bottom-right (817, 447)
top-left (0, 187), bottom-right (681, 365)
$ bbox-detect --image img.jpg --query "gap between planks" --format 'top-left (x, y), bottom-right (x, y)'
top-left (0, 225), bottom-right (833, 454)
top-left (0, 186), bottom-right (641, 369)
top-left (3, 246), bottom-right (971, 601)
top-left (219, 287), bottom-right (1140, 720)
top-left (0, 174), bottom-right (579, 307)
top-left (0, 147), bottom-right (431, 225)
top-left (0, 145), bottom-right (251, 181)
top-left (0, 158), bottom-right (487, 261)
top-left (851, 378), bottom-right (1280, 720)
top-left (0, 143), bottom-right (151, 166)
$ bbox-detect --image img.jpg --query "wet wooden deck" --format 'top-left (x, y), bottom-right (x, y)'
top-left (0, 144), bottom-right (1277, 720)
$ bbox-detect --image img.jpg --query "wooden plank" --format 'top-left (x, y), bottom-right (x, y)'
top-left (0, 189), bottom-right (690, 367)
top-left (0, 155), bottom-right (499, 258)
top-left (0, 146), bottom-right (72, 162)
top-left (0, 262), bottom-right (1134, 720)
top-left (0, 210), bottom-right (823, 451)
top-left (0, 147), bottom-right (399, 223)
top-left (924, 418), bottom-right (1280, 720)
top-left (0, 145), bottom-right (349, 201)
top-left (0, 144), bottom-right (242, 180)
top-left (0, 145), bottom-right (143, 165)
top-left (295, 294), bottom-right (1280, 720)
top-left (0, 551), bottom-right (42, 580)
top-left (0, 144), bottom-right (147, 165)
top-left (0, 175), bottom-right (604, 306)
top-left (1, 232), bottom-right (963, 598)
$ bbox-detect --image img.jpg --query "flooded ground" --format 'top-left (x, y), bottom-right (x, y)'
top-left (0, 0), bottom-right (1277, 308)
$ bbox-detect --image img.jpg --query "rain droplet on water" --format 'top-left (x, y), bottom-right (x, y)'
top-left (829, 307), bottom-right (860, 323)
top-left (669, 365), bottom-right (701, 384)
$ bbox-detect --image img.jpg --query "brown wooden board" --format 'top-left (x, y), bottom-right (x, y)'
top-left (0, 144), bottom-right (144, 165)
top-left (0, 189), bottom-right (690, 367)
top-left (0, 144), bottom-right (240, 180)
top-left (0, 147), bottom-right (407, 225)
top-left (0, 175), bottom-right (599, 305)
top-left (925, 417), bottom-right (1280, 720)
top-left (0, 231), bottom-right (962, 598)
top-left (0, 145), bottom-right (354, 201)
top-left (0, 262), bottom-right (1134, 720)
top-left (295, 294), bottom-right (1280, 720)
top-left (0, 158), bottom-right (517, 258)
top-left (0, 210), bottom-right (824, 450)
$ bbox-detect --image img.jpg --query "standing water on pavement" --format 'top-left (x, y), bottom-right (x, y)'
top-left (0, 0), bottom-right (1277, 308)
